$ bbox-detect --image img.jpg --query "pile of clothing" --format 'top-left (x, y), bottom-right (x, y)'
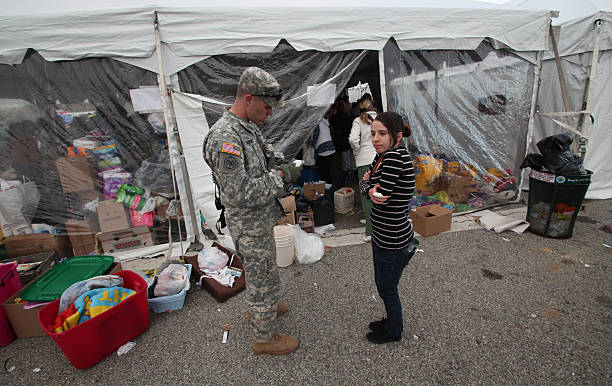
top-left (52, 275), bottom-right (134, 333)
top-left (197, 246), bottom-right (241, 287)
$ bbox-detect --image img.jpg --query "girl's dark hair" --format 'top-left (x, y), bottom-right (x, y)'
top-left (374, 112), bottom-right (411, 147)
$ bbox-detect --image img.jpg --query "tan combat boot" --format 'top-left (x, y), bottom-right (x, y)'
top-left (247, 302), bottom-right (288, 323)
top-left (252, 334), bottom-right (299, 355)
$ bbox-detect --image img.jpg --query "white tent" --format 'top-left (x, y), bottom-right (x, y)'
top-left (0, 1), bottom-right (552, 248)
top-left (508, 0), bottom-right (612, 199)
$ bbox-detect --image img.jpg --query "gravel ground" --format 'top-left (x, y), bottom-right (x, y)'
top-left (0, 199), bottom-right (610, 385)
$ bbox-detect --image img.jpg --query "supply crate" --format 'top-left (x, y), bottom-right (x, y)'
top-left (184, 242), bottom-right (245, 303)
top-left (38, 270), bottom-right (149, 369)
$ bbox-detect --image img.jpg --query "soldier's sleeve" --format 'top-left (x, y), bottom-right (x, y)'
top-left (204, 130), bottom-right (283, 209)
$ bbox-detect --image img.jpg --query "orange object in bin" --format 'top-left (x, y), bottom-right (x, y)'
top-left (38, 270), bottom-right (149, 369)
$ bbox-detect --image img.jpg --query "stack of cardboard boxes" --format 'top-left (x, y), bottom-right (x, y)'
top-left (56, 155), bottom-right (153, 257)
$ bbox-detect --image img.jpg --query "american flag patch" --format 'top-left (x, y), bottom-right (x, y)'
top-left (221, 143), bottom-right (241, 156)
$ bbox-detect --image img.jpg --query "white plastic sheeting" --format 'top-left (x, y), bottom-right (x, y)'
top-left (385, 40), bottom-right (536, 211)
top-left (171, 91), bottom-right (224, 238)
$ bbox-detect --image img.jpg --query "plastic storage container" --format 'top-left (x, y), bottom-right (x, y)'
top-left (20, 255), bottom-right (114, 302)
top-left (0, 263), bottom-right (21, 346)
top-left (527, 170), bottom-right (592, 238)
top-left (38, 270), bottom-right (150, 369)
top-left (148, 264), bottom-right (192, 313)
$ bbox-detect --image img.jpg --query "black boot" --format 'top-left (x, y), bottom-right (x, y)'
top-left (368, 318), bottom-right (386, 332)
top-left (366, 329), bottom-right (401, 344)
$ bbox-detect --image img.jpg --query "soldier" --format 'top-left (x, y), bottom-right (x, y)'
top-left (203, 67), bottom-right (299, 355)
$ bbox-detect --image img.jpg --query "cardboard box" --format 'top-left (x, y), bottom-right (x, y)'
top-left (303, 183), bottom-right (325, 201)
top-left (65, 217), bottom-right (100, 256)
top-left (410, 204), bottom-right (452, 236)
top-left (4, 234), bottom-right (73, 259)
top-left (97, 226), bottom-right (153, 254)
top-left (437, 173), bottom-right (478, 203)
top-left (0, 251), bottom-right (60, 286)
top-left (296, 210), bottom-right (315, 233)
top-left (97, 200), bottom-right (130, 233)
top-left (55, 156), bottom-right (95, 193)
top-left (2, 262), bottom-right (122, 338)
top-left (277, 196), bottom-right (296, 225)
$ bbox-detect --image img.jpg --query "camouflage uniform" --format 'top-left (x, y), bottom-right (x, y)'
top-left (203, 67), bottom-right (288, 342)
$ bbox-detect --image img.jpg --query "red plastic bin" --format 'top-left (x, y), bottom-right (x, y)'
top-left (38, 270), bottom-right (149, 369)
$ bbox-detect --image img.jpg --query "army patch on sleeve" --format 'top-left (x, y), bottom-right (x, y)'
top-left (221, 142), bottom-right (241, 156)
top-left (219, 153), bottom-right (240, 173)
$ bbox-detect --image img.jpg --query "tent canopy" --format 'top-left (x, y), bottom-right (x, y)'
top-left (2, 1), bottom-right (551, 74)
top-left (507, 0), bottom-right (611, 57)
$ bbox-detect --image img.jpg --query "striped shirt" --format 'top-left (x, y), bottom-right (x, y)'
top-left (359, 145), bottom-right (415, 250)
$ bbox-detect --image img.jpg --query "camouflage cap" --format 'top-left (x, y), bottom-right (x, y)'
top-left (238, 67), bottom-right (284, 107)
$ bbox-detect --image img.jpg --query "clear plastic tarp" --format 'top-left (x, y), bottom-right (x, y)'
top-left (384, 40), bottom-right (536, 212)
top-left (177, 41), bottom-right (365, 158)
top-left (0, 51), bottom-right (185, 259)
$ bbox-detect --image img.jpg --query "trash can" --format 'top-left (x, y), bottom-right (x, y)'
top-left (526, 170), bottom-right (592, 238)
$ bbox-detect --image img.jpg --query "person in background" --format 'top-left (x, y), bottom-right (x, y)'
top-left (203, 67), bottom-right (299, 355)
top-left (313, 107), bottom-right (336, 184)
top-left (330, 95), bottom-right (357, 188)
top-left (348, 94), bottom-right (377, 242)
top-left (359, 111), bottom-right (417, 344)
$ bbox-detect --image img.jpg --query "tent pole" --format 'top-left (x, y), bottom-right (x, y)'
top-left (378, 48), bottom-right (388, 112)
top-left (577, 19), bottom-right (603, 158)
top-left (521, 50), bottom-right (544, 200)
top-left (153, 12), bottom-right (201, 251)
top-left (550, 24), bottom-right (573, 128)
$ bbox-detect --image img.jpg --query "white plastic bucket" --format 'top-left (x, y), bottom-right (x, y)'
top-left (273, 225), bottom-right (295, 267)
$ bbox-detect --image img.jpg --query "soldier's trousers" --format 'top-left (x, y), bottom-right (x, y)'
top-left (232, 228), bottom-right (280, 341)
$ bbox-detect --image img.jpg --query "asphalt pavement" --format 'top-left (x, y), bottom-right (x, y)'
top-left (0, 199), bottom-right (610, 385)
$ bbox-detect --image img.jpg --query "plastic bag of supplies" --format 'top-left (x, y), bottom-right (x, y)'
top-left (292, 225), bottom-right (324, 264)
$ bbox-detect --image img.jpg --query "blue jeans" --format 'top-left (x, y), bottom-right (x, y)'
top-left (372, 239), bottom-right (418, 336)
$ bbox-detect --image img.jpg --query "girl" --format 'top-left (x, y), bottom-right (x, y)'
top-left (359, 111), bottom-right (417, 344)
top-left (348, 94), bottom-right (377, 242)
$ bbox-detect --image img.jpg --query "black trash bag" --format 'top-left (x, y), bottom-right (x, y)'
top-left (295, 195), bottom-right (311, 212)
top-left (520, 153), bottom-right (545, 171)
top-left (310, 196), bottom-right (335, 227)
top-left (521, 133), bottom-right (586, 175)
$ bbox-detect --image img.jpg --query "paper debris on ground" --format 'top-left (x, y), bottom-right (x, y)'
top-left (117, 341), bottom-right (136, 356)
top-left (466, 209), bottom-right (530, 234)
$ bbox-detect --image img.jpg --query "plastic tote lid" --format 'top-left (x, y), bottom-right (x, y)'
top-left (19, 256), bottom-right (114, 302)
